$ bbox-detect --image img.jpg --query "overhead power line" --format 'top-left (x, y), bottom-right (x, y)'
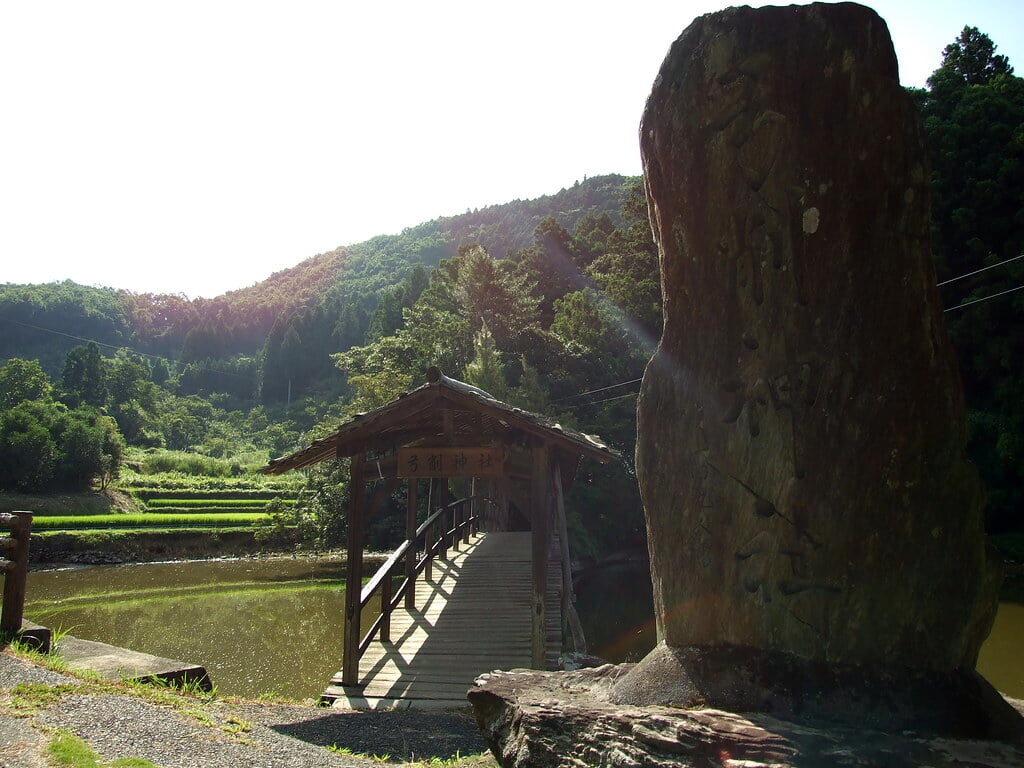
top-left (2, 317), bottom-right (142, 356)
top-left (944, 283), bottom-right (1024, 313)
top-left (563, 390), bottom-right (640, 409)
top-left (551, 378), bottom-right (643, 404)
top-left (937, 254), bottom-right (1024, 287)
top-left (0, 317), bottom-right (253, 380)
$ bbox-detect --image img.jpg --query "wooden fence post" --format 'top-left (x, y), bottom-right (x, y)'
top-left (0, 511), bottom-right (32, 636)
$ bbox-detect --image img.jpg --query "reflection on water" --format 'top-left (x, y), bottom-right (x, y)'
top-left (24, 558), bottom-right (1023, 702)
top-left (575, 562), bottom-right (656, 663)
top-left (575, 561), bottom-right (1024, 700)
top-left (26, 559), bottom-right (349, 700)
top-left (977, 601), bottom-right (1024, 699)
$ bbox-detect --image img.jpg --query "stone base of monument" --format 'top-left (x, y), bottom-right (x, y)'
top-left (469, 652), bottom-right (1024, 768)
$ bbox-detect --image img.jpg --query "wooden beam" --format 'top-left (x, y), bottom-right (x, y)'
top-left (342, 453), bottom-right (366, 687)
top-left (405, 479), bottom-right (418, 609)
top-left (531, 441), bottom-right (550, 669)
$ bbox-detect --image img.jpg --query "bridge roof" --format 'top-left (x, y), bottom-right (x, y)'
top-left (260, 367), bottom-right (619, 475)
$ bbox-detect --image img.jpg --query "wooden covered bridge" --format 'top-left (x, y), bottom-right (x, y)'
top-left (262, 367), bottom-right (617, 708)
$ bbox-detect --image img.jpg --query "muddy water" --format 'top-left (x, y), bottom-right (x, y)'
top-left (24, 558), bottom-right (1024, 701)
top-left (977, 601), bottom-right (1024, 699)
top-left (25, 559), bottom-right (350, 700)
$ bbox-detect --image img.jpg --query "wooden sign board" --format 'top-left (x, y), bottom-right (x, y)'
top-left (397, 447), bottom-right (503, 478)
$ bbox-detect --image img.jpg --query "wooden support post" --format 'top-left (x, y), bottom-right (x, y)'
top-left (553, 466), bottom-right (587, 654)
top-left (342, 454), bottom-right (366, 687)
top-left (493, 478), bottom-right (510, 532)
top-left (438, 480), bottom-right (450, 561)
top-left (380, 566), bottom-right (392, 643)
top-left (0, 511), bottom-right (32, 636)
top-left (405, 478), bottom-right (417, 609)
top-left (531, 442), bottom-right (550, 669)
top-left (452, 500), bottom-right (461, 552)
top-left (425, 479), bottom-right (435, 581)
top-left (471, 478), bottom-right (479, 534)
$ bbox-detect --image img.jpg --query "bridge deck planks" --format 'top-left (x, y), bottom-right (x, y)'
top-left (324, 531), bottom-right (561, 709)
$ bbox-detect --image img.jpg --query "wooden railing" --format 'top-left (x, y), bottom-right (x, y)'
top-left (0, 511), bottom-right (32, 636)
top-left (343, 495), bottom-right (484, 686)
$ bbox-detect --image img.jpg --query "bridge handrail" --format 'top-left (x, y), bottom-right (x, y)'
top-left (357, 506), bottom-right (441, 609)
top-left (354, 496), bottom-right (482, 661)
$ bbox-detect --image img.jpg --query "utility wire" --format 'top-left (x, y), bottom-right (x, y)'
top-left (5, 253), bottom-right (1019, 395)
top-left (562, 390), bottom-right (641, 410)
top-left (937, 254), bottom-right (1024, 287)
top-left (551, 378), bottom-right (643, 404)
top-left (0, 317), bottom-right (253, 380)
top-left (2, 317), bottom-right (142, 356)
top-left (586, 391), bottom-right (640, 406)
top-left (944, 283), bottom-right (1024, 312)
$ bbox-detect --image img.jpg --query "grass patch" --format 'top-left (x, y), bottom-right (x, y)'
top-left (33, 513), bottom-right (268, 531)
top-left (326, 746), bottom-right (496, 767)
top-left (328, 745), bottom-right (392, 762)
top-left (118, 469), bottom-right (300, 493)
top-left (409, 754), bottom-right (497, 768)
top-left (136, 451), bottom-right (244, 478)
top-left (137, 505), bottom-right (269, 515)
top-left (6, 638), bottom-right (71, 674)
top-left (47, 729), bottom-right (161, 768)
top-left (144, 498), bottom-right (292, 509)
top-left (133, 489), bottom-right (298, 501)
top-left (5, 645), bottom-right (238, 741)
top-left (8, 682), bottom-right (79, 716)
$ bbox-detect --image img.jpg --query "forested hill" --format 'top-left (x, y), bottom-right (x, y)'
top-left (0, 174), bottom-right (635, 383)
top-left (1, 25), bottom-right (1022, 541)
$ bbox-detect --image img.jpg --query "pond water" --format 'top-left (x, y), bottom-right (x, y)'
top-left (23, 557), bottom-right (1024, 701)
top-left (25, 559), bottom-right (350, 700)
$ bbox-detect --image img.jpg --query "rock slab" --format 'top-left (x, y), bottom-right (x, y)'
top-left (470, 667), bottom-right (1024, 768)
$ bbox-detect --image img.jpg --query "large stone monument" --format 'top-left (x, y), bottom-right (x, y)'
top-left (616, 0), bottom-right (1002, 708)
top-left (470, 4), bottom-right (1024, 764)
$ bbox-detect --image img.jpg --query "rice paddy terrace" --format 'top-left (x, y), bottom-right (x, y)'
top-left (32, 479), bottom-right (299, 534)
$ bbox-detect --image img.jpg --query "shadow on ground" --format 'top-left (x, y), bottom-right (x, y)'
top-left (270, 710), bottom-right (487, 761)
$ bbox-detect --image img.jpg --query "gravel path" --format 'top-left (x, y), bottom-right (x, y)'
top-left (0, 652), bottom-right (492, 768)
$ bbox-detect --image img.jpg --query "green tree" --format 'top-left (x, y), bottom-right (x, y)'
top-left (463, 323), bottom-right (509, 400)
top-left (0, 400), bottom-right (58, 491)
top-left (921, 29), bottom-right (1024, 277)
top-left (60, 342), bottom-right (107, 408)
top-left (0, 358), bottom-right (53, 410)
top-left (933, 25), bottom-right (1013, 87)
top-left (55, 407), bottom-right (125, 491)
top-left (511, 218), bottom-right (585, 324)
top-left (450, 245), bottom-right (538, 353)
top-left (918, 28), bottom-right (1024, 531)
top-left (150, 358), bottom-right (170, 386)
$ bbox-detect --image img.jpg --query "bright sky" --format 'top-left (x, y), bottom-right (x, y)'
top-left (2, 1), bottom-right (1021, 299)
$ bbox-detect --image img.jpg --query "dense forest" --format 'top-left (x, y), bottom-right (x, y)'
top-left (0, 28), bottom-right (1021, 557)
